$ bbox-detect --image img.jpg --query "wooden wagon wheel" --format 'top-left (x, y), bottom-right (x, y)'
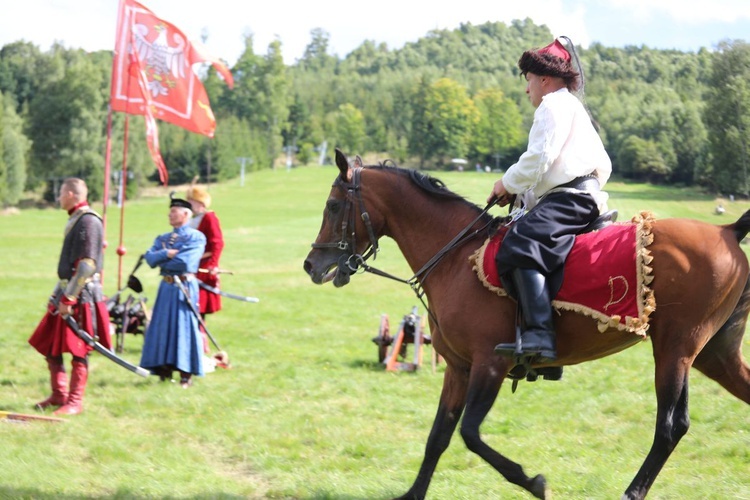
top-left (374, 313), bottom-right (391, 363)
top-left (115, 296), bottom-right (134, 354)
top-left (115, 324), bottom-right (125, 354)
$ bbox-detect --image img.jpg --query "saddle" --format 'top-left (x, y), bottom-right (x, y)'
top-left (583, 209), bottom-right (618, 233)
top-left (470, 211), bottom-right (656, 337)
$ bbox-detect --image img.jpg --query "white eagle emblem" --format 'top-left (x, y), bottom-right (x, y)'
top-left (131, 22), bottom-right (187, 98)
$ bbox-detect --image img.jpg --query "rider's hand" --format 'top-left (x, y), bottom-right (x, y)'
top-left (488, 179), bottom-right (510, 206)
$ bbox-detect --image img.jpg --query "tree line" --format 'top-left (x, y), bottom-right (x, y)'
top-left (1, 18), bottom-right (749, 206)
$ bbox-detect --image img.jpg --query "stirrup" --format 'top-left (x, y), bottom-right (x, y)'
top-left (509, 364), bottom-right (564, 381)
top-left (495, 341), bottom-right (557, 364)
top-left (508, 361), bottom-right (564, 393)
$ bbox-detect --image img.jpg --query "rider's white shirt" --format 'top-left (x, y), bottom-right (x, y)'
top-left (500, 87), bottom-right (612, 211)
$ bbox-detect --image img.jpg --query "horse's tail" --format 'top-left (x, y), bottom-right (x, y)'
top-left (731, 209), bottom-right (750, 242)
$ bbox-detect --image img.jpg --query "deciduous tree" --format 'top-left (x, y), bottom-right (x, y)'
top-left (705, 40), bottom-right (750, 196)
top-left (470, 88), bottom-right (524, 166)
top-left (1, 91), bottom-right (30, 206)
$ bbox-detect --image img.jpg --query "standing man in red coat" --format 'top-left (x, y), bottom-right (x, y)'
top-left (187, 184), bottom-right (225, 354)
top-left (29, 178), bottom-right (112, 415)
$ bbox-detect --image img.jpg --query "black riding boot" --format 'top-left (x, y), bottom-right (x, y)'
top-left (495, 268), bottom-right (557, 363)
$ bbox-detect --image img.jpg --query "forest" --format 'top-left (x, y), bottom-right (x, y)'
top-left (0, 18), bottom-right (749, 205)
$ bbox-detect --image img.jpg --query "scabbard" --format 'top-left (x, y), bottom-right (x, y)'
top-left (197, 281), bottom-right (259, 303)
top-left (63, 315), bottom-right (150, 377)
top-left (173, 277), bottom-right (225, 353)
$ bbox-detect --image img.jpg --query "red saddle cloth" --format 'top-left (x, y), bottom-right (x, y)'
top-left (469, 212), bottom-right (656, 336)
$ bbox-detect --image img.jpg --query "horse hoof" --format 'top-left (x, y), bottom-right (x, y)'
top-left (391, 489), bottom-right (424, 500)
top-left (529, 474), bottom-right (548, 499)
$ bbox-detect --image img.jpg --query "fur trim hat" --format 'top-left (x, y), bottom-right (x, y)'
top-left (187, 185), bottom-right (212, 208)
top-left (518, 38), bottom-right (580, 91)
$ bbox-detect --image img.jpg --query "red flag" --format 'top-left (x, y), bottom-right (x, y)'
top-left (111, 0), bottom-right (234, 137)
top-left (133, 60), bottom-right (169, 184)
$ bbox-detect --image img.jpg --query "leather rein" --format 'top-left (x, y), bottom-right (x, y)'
top-left (310, 167), bottom-right (498, 324)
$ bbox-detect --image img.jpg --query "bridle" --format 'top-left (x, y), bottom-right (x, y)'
top-left (310, 167), bottom-right (380, 284)
top-left (310, 166), bottom-right (498, 324)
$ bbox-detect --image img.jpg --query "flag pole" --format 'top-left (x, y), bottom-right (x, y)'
top-left (109, 0), bottom-right (127, 291)
top-left (102, 105), bottom-right (113, 249)
top-left (101, 106), bottom-right (114, 287)
top-left (116, 114), bottom-right (131, 292)
top-left (116, 12), bottom-right (134, 292)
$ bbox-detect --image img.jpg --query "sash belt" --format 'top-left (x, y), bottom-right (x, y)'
top-left (163, 273), bottom-right (195, 284)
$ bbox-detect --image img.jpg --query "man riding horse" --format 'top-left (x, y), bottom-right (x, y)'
top-left (489, 37), bottom-right (612, 363)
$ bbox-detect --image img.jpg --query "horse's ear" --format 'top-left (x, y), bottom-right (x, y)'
top-left (354, 155), bottom-right (363, 168)
top-left (335, 148), bottom-right (351, 181)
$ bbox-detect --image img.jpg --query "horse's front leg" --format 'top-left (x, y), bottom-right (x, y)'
top-left (459, 361), bottom-right (548, 499)
top-left (394, 364), bottom-right (468, 500)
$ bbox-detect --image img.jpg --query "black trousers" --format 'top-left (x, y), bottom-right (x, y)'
top-left (496, 190), bottom-right (600, 279)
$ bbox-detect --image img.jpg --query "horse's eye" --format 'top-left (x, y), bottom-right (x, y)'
top-left (326, 199), bottom-right (341, 214)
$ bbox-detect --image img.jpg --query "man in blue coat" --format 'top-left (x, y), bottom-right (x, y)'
top-left (140, 196), bottom-right (206, 388)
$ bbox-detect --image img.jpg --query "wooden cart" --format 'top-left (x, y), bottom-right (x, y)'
top-left (372, 306), bottom-right (439, 372)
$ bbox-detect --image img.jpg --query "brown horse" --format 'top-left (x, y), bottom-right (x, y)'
top-left (303, 149), bottom-right (750, 499)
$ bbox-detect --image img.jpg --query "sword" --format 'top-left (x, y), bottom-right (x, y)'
top-left (197, 281), bottom-right (259, 303)
top-left (0, 411), bottom-right (66, 423)
top-left (62, 315), bottom-right (151, 377)
top-left (173, 277), bottom-right (227, 354)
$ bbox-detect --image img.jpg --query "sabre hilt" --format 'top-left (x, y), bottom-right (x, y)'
top-left (198, 268), bottom-right (234, 275)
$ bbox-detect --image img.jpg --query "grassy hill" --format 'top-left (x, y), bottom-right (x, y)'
top-left (1, 166), bottom-right (748, 499)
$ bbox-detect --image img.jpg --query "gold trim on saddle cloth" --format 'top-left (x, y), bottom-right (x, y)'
top-left (468, 211), bottom-right (656, 336)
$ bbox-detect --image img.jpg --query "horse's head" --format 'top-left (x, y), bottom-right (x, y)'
top-left (303, 149), bottom-right (382, 287)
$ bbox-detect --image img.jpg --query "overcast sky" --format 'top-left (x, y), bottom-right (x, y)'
top-left (2, 0), bottom-right (750, 65)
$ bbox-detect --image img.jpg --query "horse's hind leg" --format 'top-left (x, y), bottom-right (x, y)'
top-left (623, 358), bottom-right (691, 500)
top-left (459, 363), bottom-right (547, 499)
top-left (693, 281), bottom-right (750, 404)
top-left (394, 365), bottom-right (467, 500)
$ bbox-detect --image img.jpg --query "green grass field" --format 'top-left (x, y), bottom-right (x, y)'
top-left (1, 166), bottom-right (748, 499)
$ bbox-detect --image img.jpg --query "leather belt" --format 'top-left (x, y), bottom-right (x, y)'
top-left (557, 174), bottom-right (599, 191)
top-left (163, 273), bottom-right (195, 284)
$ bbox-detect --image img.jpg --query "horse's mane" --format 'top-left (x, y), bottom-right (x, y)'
top-left (363, 161), bottom-right (488, 216)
